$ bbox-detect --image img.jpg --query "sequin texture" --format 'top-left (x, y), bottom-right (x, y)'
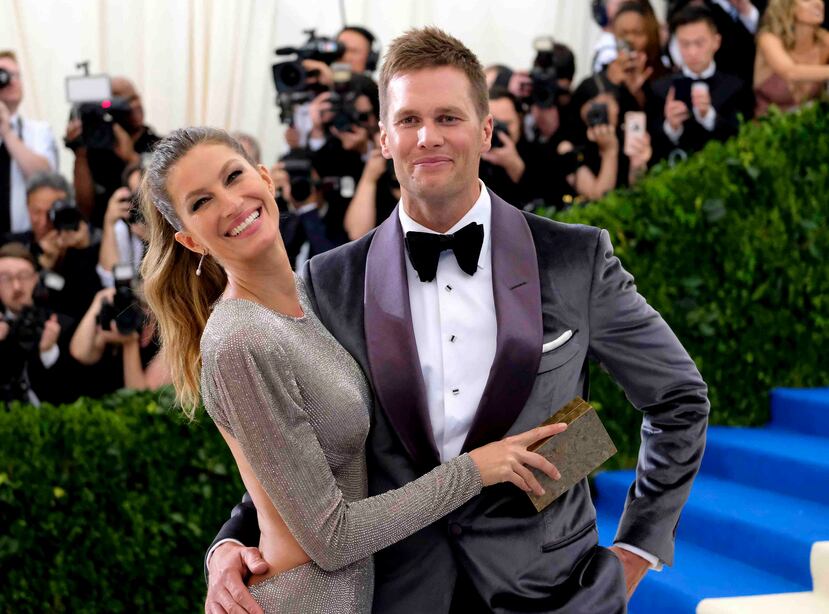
top-left (200, 275), bottom-right (483, 613)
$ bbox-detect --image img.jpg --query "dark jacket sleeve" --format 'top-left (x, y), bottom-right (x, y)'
top-left (587, 229), bottom-right (710, 565)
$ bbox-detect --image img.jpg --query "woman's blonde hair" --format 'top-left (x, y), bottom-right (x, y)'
top-left (139, 127), bottom-right (253, 418)
top-left (761, 0), bottom-right (821, 49)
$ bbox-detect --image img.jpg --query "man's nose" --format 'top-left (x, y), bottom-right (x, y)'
top-left (417, 121), bottom-right (444, 148)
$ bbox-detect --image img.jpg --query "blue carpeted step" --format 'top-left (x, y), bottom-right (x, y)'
top-left (593, 470), bottom-right (829, 587)
top-left (770, 387), bottom-right (829, 438)
top-left (596, 512), bottom-right (807, 614)
top-left (701, 426), bottom-right (829, 506)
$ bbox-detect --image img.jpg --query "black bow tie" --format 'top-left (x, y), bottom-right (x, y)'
top-left (405, 222), bottom-right (484, 282)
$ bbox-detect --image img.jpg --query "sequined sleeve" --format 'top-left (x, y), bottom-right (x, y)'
top-left (201, 329), bottom-right (482, 572)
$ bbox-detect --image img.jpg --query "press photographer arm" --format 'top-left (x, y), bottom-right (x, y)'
top-left (69, 287), bottom-right (116, 365)
top-left (65, 118), bottom-right (96, 220)
top-left (0, 101), bottom-right (52, 179)
top-left (98, 187), bottom-right (132, 275)
top-left (344, 146), bottom-right (386, 240)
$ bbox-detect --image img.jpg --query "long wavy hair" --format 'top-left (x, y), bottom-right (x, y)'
top-left (139, 127), bottom-right (253, 418)
top-left (761, 0), bottom-right (822, 49)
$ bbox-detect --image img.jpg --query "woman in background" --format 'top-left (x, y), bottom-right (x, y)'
top-left (755, 0), bottom-right (829, 115)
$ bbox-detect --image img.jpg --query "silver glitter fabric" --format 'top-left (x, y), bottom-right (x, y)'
top-left (200, 276), bottom-right (483, 614)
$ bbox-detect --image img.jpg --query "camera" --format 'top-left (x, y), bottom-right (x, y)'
top-left (272, 30), bottom-right (345, 125)
top-left (49, 199), bottom-right (83, 232)
top-left (559, 146), bottom-right (587, 175)
top-left (97, 265), bottom-right (143, 335)
top-left (491, 120), bottom-right (510, 149)
top-left (0, 67), bottom-right (11, 89)
top-left (526, 36), bottom-right (573, 109)
top-left (64, 69), bottom-right (133, 150)
top-left (327, 64), bottom-right (374, 133)
top-left (586, 103), bottom-right (610, 127)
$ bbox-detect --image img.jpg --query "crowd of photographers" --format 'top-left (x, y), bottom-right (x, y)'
top-left (1, 0), bottom-right (827, 406)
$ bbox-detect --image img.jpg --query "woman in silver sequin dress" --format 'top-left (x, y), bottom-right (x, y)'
top-left (139, 128), bottom-right (565, 613)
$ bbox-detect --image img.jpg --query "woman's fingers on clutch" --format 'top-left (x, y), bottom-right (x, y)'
top-left (513, 462), bottom-right (545, 495)
top-left (520, 450), bottom-right (561, 481)
top-left (513, 422), bottom-right (567, 446)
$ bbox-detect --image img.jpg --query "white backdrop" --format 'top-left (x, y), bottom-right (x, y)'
top-left (1, 0), bottom-right (665, 176)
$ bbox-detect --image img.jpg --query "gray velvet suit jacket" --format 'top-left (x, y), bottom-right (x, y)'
top-left (208, 191), bottom-right (709, 613)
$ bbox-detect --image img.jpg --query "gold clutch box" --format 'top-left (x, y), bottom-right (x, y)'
top-left (526, 397), bottom-right (617, 512)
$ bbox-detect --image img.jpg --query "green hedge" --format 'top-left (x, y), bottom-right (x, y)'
top-left (0, 389), bottom-right (243, 613)
top-left (546, 102), bottom-right (829, 466)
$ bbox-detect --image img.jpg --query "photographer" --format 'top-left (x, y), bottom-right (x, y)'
top-left (271, 151), bottom-right (343, 269)
top-left (69, 285), bottom-right (168, 396)
top-left (19, 172), bottom-right (102, 320)
top-left (98, 161), bottom-right (146, 285)
top-left (651, 5), bottom-right (749, 162)
top-left (343, 132), bottom-right (400, 240)
top-left (479, 88), bottom-right (532, 207)
top-left (0, 243), bottom-right (75, 406)
top-left (559, 78), bottom-right (652, 201)
top-left (65, 77), bottom-right (160, 228)
top-left (283, 27), bottom-right (379, 149)
top-left (0, 50), bottom-right (58, 237)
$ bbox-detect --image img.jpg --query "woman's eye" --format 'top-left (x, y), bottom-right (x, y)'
top-left (227, 170), bottom-right (242, 183)
top-left (192, 197), bottom-right (209, 211)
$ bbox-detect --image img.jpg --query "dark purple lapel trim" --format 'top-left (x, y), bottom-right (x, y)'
top-left (364, 209), bottom-right (441, 468)
top-left (462, 191), bottom-right (543, 452)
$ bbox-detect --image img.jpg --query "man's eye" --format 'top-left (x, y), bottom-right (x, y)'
top-left (400, 117), bottom-right (417, 125)
top-left (439, 115), bottom-right (459, 123)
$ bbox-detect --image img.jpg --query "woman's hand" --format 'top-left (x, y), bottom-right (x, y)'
top-left (469, 423), bottom-right (568, 496)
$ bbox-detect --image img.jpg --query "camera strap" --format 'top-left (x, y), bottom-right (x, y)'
top-left (0, 117), bottom-right (20, 234)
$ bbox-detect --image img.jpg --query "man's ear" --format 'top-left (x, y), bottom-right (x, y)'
top-left (257, 164), bottom-right (275, 194)
top-left (481, 113), bottom-right (494, 154)
top-left (379, 121), bottom-right (392, 160)
top-left (174, 231), bottom-right (204, 255)
top-left (713, 33), bottom-right (722, 54)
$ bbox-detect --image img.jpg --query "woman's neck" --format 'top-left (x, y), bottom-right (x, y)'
top-left (224, 247), bottom-right (303, 317)
top-left (793, 22), bottom-right (817, 54)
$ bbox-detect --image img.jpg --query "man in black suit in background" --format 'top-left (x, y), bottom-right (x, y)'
top-left (652, 4), bottom-right (753, 162)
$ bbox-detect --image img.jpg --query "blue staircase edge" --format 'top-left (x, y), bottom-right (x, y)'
top-left (770, 387), bottom-right (829, 438)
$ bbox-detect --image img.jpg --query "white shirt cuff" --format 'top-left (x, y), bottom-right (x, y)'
top-left (206, 538), bottom-right (245, 570)
top-left (694, 106), bottom-right (717, 131)
top-left (614, 542), bottom-right (664, 571)
top-left (740, 5), bottom-right (760, 33)
top-left (663, 119), bottom-right (684, 144)
top-left (39, 344), bottom-right (60, 369)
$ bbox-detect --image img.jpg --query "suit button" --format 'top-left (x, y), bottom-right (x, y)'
top-left (449, 523), bottom-right (463, 537)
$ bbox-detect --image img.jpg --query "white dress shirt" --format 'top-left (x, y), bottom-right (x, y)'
top-left (398, 180), bottom-right (496, 462)
top-left (1, 114), bottom-right (59, 233)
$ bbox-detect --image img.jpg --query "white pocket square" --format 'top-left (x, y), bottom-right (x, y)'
top-left (542, 330), bottom-right (573, 353)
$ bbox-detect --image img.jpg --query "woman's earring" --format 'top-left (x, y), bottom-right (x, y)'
top-left (196, 252), bottom-right (206, 277)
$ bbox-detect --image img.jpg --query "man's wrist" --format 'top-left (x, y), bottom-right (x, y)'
top-left (206, 538), bottom-right (245, 570)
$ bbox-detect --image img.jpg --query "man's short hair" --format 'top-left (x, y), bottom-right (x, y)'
top-left (0, 50), bottom-right (18, 63)
top-left (670, 4), bottom-right (718, 33)
top-left (0, 242), bottom-right (36, 268)
top-left (25, 171), bottom-right (73, 202)
top-left (378, 27), bottom-right (488, 122)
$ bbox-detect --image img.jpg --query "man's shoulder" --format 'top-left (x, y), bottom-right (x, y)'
top-left (521, 210), bottom-right (602, 250)
top-left (307, 229), bottom-right (376, 280)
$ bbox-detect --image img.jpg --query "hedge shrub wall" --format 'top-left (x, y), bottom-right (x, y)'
top-left (0, 389), bottom-right (243, 613)
top-left (547, 102), bottom-right (829, 465)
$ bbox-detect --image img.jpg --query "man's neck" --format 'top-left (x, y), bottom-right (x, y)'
top-left (401, 181), bottom-right (481, 233)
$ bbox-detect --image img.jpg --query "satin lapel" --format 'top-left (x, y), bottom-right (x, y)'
top-left (462, 191), bottom-right (543, 452)
top-left (364, 210), bottom-right (441, 468)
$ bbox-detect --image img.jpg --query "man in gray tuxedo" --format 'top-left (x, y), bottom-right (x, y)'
top-left (204, 27), bottom-right (708, 614)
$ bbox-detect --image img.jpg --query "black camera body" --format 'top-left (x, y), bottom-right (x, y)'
top-left (491, 120), bottom-right (510, 149)
top-left (586, 103), bottom-right (610, 127)
top-left (78, 97), bottom-right (133, 150)
top-left (49, 199), bottom-right (83, 232)
top-left (0, 67), bottom-right (11, 90)
top-left (272, 30), bottom-right (346, 125)
top-left (97, 266), bottom-right (143, 335)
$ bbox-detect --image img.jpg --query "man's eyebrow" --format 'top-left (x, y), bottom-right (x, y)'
top-left (392, 106), bottom-right (467, 120)
top-left (184, 158), bottom-right (239, 203)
